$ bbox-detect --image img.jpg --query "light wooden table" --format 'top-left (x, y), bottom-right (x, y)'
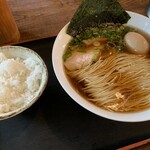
top-left (7, 0), bottom-right (150, 44)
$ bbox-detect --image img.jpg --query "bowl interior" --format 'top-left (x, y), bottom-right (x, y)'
top-left (0, 46), bottom-right (48, 120)
top-left (52, 11), bottom-right (150, 122)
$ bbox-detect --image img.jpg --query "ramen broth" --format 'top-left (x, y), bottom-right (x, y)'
top-left (63, 24), bottom-right (150, 112)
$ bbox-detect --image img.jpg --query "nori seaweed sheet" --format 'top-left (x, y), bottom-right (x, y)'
top-left (67, 0), bottom-right (131, 37)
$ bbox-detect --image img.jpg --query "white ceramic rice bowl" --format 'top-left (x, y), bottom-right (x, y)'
top-left (0, 46), bottom-right (48, 120)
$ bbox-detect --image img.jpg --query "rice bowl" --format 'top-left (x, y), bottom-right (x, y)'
top-left (0, 46), bottom-right (48, 120)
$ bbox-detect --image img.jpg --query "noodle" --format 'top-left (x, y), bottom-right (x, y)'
top-left (66, 53), bottom-right (150, 112)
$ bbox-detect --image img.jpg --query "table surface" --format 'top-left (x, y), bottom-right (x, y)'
top-left (1, 1), bottom-right (150, 150)
top-left (0, 37), bottom-right (150, 150)
top-left (7, 0), bottom-right (150, 44)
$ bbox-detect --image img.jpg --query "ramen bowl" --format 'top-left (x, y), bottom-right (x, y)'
top-left (52, 11), bottom-right (150, 122)
top-left (0, 46), bottom-right (48, 120)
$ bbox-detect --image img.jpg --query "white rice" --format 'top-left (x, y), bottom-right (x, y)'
top-left (0, 52), bottom-right (43, 113)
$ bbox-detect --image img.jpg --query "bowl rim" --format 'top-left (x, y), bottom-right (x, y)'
top-left (0, 45), bottom-right (48, 120)
top-left (52, 11), bottom-right (150, 122)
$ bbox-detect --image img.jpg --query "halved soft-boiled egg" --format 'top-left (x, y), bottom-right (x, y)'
top-left (124, 32), bottom-right (149, 55)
